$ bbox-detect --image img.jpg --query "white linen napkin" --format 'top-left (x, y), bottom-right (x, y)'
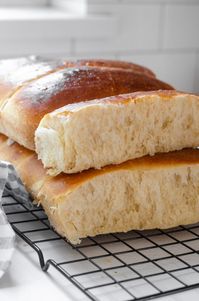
top-left (0, 161), bottom-right (30, 279)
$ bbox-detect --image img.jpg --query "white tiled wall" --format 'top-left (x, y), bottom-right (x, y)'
top-left (194, 53), bottom-right (199, 92)
top-left (71, 0), bottom-right (199, 93)
top-left (1, 0), bottom-right (199, 92)
top-left (120, 52), bottom-right (196, 92)
top-left (163, 4), bottom-right (199, 49)
top-left (74, 4), bottom-right (161, 52)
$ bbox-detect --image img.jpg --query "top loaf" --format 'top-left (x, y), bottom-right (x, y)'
top-left (0, 56), bottom-right (172, 151)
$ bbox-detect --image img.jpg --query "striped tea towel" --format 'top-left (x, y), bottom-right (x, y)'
top-left (0, 161), bottom-right (30, 279)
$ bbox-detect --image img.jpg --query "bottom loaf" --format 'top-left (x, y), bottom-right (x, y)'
top-left (1, 134), bottom-right (199, 244)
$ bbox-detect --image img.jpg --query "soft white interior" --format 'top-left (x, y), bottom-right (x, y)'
top-left (36, 127), bottom-right (64, 175)
top-left (35, 94), bottom-right (199, 174)
top-left (43, 165), bottom-right (199, 244)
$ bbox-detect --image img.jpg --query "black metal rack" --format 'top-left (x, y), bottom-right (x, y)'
top-left (3, 193), bottom-right (199, 301)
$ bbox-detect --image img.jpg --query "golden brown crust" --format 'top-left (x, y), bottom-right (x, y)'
top-left (13, 67), bottom-right (172, 110)
top-left (40, 148), bottom-right (199, 196)
top-left (0, 56), bottom-right (69, 104)
top-left (1, 66), bottom-right (173, 149)
top-left (0, 57), bottom-right (155, 103)
top-left (0, 137), bottom-right (32, 167)
top-left (65, 59), bottom-right (156, 78)
top-left (96, 89), bottom-right (187, 106)
top-left (52, 90), bottom-right (182, 117)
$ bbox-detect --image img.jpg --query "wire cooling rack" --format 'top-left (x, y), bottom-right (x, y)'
top-left (3, 193), bottom-right (199, 301)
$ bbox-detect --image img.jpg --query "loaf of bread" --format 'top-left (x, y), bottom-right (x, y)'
top-left (0, 65), bottom-right (172, 150)
top-left (1, 133), bottom-right (199, 244)
top-left (35, 90), bottom-right (199, 175)
top-left (0, 56), bottom-right (155, 104)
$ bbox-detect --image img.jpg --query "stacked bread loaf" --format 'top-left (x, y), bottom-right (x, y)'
top-left (1, 56), bottom-right (199, 244)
